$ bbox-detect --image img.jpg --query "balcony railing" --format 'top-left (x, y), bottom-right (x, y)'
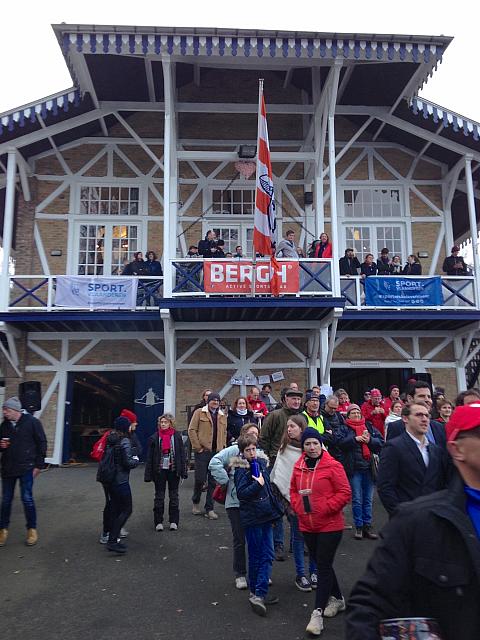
top-left (4, 269), bottom-right (478, 312)
top-left (340, 275), bottom-right (477, 310)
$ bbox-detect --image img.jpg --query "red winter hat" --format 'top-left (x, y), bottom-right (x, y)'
top-left (446, 403), bottom-right (480, 442)
top-left (120, 409), bottom-right (137, 423)
top-left (370, 388), bottom-right (382, 398)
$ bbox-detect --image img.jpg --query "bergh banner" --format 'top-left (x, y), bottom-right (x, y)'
top-left (55, 276), bottom-right (138, 309)
top-left (365, 276), bottom-right (443, 306)
top-left (203, 260), bottom-right (299, 294)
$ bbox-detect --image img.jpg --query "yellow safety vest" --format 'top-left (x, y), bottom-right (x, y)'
top-left (302, 411), bottom-right (324, 434)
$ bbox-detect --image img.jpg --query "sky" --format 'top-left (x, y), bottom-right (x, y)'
top-left (1, 0), bottom-right (480, 120)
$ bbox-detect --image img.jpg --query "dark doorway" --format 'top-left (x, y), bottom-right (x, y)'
top-left (330, 368), bottom-right (415, 405)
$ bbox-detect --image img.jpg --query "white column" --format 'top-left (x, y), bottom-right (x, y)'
top-left (1, 149), bottom-right (17, 310)
top-left (454, 337), bottom-right (467, 391)
top-left (308, 331), bottom-right (320, 387)
top-left (162, 58), bottom-right (178, 298)
top-left (319, 327), bottom-right (329, 384)
top-left (465, 156), bottom-right (480, 306)
top-left (161, 309), bottom-right (176, 412)
top-left (327, 65), bottom-right (342, 297)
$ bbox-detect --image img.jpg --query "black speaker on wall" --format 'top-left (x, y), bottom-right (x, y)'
top-left (19, 381), bottom-right (42, 413)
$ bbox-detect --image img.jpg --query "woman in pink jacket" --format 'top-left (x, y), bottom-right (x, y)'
top-left (290, 427), bottom-right (352, 637)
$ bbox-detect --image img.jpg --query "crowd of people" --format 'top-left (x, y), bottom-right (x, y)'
top-left (1, 377), bottom-right (479, 639)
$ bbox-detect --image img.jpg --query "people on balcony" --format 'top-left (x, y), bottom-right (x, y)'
top-left (122, 251), bottom-right (149, 276)
top-left (145, 251), bottom-right (163, 277)
top-left (442, 245), bottom-right (468, 276)
top-left (186, 245), bottom-right (200, 257)
top-left (308, 232), bottom-right (332, 259)
top-left (198, 230), bottom-right (217, 258)
top-left (389, 254), bottom-right (403, 274)
top-left (376, 248), bottom-right (391, 276)
top-left (276, 229), bottom-right (299, 258)
top-left (360, 254), bottom-right (377, 278)
top-left (402, 254), bottom-right (422, 276)
top-left (339, 248), bottom-right (361, 276)
top-left (234, 245), bottom-right (244, 258)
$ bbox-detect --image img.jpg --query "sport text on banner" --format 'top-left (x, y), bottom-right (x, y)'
top-left (55, 276), bottom-right (139, 309)
top-left (204, 260), bottom-right (299, 294)
top-left (365, 276), bottom-right (443, 306)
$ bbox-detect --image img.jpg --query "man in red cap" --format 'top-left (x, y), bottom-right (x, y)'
top-left (360, 389), bottom-right (386, 438)
top-left (346, 403), bottom-right (480, 639)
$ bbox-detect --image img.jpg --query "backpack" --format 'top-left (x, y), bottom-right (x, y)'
top-left (96, 445), bottom-right (117, 485)
top-left (90, 431), bottom-right (110, 462)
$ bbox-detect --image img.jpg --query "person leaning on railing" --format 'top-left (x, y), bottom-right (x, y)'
top-left (339, 248), bottom-right (361, 276)
top-left (402, 254), bottom-right (422, 276)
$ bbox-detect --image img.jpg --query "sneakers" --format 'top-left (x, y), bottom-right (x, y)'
top-left (295, 575), bottom-right (312, 592)
top-left (354, 527), bottom-right (363, 540)
top-left (0, 528), bottom-right (8, 546)
top-left (99, 532), bottom-right (109, 544)
top-left (107, 541), bottom-right (127, 554)
top-left (264, 594), bottom-right (279, 605)
top-left (204, 510), bottom-right (218, 520)
top-left (192, 504), bottom-right (202, 515)
top-left (323, 596), bottom-right (346, 618)
top-left (235, 576), bottom-right (248, 590)
top-left (169, 523), bottom-right (178, 531)
top-left (249, 595), bottom-right (267, 617)
top-left (362, 524), bottom-right (378, 540)
top-left (155, 523), bottom-right (164, 532)
top-left (310, 573), bottom-right (318, 589)
top-left (306, 608), bottom-right (324, 636)
top-left (120, 528), bottom-right (129, 538)
top-left (26, 528), bottom-right (38, 546)
top-left (274, 546), bottom-right (286, 561)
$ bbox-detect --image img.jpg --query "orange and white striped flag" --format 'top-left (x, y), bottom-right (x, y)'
top-left (253, 80), bottom-right (280, 295)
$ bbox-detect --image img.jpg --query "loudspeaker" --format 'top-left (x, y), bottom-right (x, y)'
top-left (19, 381), bottom-right (42, 413)
top-left (304, 191), bottom-right (314, 206)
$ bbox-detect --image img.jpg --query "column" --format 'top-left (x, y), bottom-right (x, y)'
top-left (1, 149), bottom-right (17, 310)
top-left (327, 65), bottom-right (342, 298)
top-left (465, 156), bottom-right (480, 307)
top-left (161, 309), bottom-right (176, 412)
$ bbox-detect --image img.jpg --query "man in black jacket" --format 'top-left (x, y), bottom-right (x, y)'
top-left (386, 381), bottom-right (446, 448)
top-left (442, 245), bottom-right (468, 276)
top-left (339, 248), bottom-right (361, 276)
top-left (377, 402), bottom-right (448, 515)
top-left (0, 397), bottom-right (47, 546)
top-left (345, 402), bottom-right (480, 640)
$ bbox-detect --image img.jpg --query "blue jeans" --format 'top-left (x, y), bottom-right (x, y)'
top-left (244, 522), bottom-right (275, 597)
top-left (350, 470), bottom-right (374, 528)
top-left (272, 516), bottom-right (284, 549)
top-left (288, 513), bottom-right (317, 577)
top-left (0, 470), bottom-right (36, 529)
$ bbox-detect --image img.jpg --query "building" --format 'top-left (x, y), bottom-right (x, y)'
top-left (1, 24), bottom-right (479, 463)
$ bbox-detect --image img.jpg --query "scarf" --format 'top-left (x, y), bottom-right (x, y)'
top-left (158, 427), bottom-right (175, 453)
top-left (270, 443), bottom-right (302, 503)
top-left (236, 408), bottom-right (248, 416)
top-left (345, 417), bottom-right (371, 460)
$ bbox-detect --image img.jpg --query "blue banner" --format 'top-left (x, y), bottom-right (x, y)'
top-left (365, 276), bottom-right (443, 306)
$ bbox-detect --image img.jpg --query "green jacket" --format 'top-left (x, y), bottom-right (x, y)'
top-left (302, 411), bottom-right (324, 434)
top-left (259, 407), bottom-right (300, 460)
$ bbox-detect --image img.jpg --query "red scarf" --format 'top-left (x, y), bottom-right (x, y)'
top-left (345, 417), bottom-right (371, 461)
top-left (158, 427), bottom-right (175, 453)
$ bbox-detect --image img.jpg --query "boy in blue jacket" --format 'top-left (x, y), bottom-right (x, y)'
top-left (233, 434), bottom-right (283, 616)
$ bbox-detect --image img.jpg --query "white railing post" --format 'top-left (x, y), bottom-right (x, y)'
top-left (1, 149), bottom-right (17, 311)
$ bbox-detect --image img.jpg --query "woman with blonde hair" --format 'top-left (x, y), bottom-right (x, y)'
top-left (144, 414), bottom-right (188, 531)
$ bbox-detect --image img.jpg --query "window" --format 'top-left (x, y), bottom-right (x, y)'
top-left (345, 225), bottom-right (404, 263)
top-left (80, 186), bottom-right (140, 215)
top-left (76, 223), bottom-right (140, 275)
top-left (211, 188), bottom-right (255, 215)
top-left (343, 188), bottom-right (402, 218)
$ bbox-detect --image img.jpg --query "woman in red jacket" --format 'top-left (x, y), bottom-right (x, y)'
top-left (309, 232), bottom-right (332, 259)
top-left (290, 427), bottom-right (352, 637)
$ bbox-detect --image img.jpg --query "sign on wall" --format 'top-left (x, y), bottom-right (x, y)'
top-left (55, 276), bottom-right (138, 309)
top-left (204, 260), bottom-right (299, 294)
top-left (365, 276), bottom-right (443, 306)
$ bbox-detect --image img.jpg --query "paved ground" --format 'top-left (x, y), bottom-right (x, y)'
top-left (0, 465), bottom-right (387, 640)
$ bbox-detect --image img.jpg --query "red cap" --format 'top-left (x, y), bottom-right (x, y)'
top-left (120, 409), bottom-right (137, 423)
top-left (370, 388), bottom-right (382, 398)
top-left (445, 403), bottom-right (480, 442)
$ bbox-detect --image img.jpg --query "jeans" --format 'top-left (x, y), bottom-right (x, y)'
top-left (303, 530), bottom-right (343, 611)
top-left (226, 507), bottom-right (246, 577)
top-left (273, 516), bottom-right (285, 550)
top-left (154, 470), bottom-right (180, 525)
top-left (288, 513), bottom-right (317, 577)
top-left (192, 451), bottom-right (216, 513)
top-left (102, 484), bottom-right (114, 535)
top-left (244, 522), bottom-right (275, 598)
top-left (108, 483), bottom-right (133, 544)
top-left (350, 470), bottom-right (374, 528)
top-left (0, 470), bottom-right (36, 529)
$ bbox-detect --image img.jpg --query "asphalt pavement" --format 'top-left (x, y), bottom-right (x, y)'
top-left (0, 465), bottom-right (387, 640)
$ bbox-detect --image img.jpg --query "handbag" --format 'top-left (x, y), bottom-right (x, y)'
top-left (212, 483), bottom-right (227, 504)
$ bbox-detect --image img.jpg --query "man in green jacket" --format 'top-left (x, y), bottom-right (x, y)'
top-left (259, 389), bottom-right (303, 465)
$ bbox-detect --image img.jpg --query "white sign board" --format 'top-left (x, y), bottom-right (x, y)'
top-left (55, 276), bottom-right (138, 309)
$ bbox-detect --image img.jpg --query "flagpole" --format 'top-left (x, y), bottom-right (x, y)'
top-left (251, 78), bottom-right (263, 298)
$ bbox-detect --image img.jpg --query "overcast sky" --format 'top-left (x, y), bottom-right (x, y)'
top-left (1, 1), bottom-right (479, 120)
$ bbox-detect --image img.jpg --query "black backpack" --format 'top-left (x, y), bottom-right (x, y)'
top-left (96, 444), bottom-right (117, 485)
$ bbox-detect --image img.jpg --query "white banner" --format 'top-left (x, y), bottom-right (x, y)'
top-left (55, 276), bottom-right (138, 309)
